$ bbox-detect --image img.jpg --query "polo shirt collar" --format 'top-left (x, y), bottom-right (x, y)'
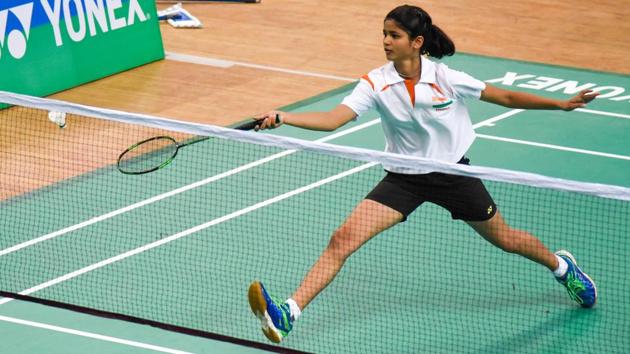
top-left (383, 56), bottom-right (437, 85)
top-left (419, 56), bottom-right (436, 84)
top-left (383, 62), bottom-right (405, 85)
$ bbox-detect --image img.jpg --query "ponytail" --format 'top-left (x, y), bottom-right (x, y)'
top-left (424, 24), bottom-right (455, 58)
top-left (385, 5), bottom-right (455, 58)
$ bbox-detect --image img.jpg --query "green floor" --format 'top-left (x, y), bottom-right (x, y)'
top-left (1, 53), bottom-right (629, 353)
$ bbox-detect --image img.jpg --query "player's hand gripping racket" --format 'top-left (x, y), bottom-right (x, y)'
top-left (117, 115), bottom-right (279, 175)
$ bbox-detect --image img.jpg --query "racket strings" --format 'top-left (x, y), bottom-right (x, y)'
top-left (118, 137), bottom-right (178, 174)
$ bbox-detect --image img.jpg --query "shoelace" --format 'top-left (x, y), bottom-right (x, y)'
top-left (564, 272), bottom-right (586, 304)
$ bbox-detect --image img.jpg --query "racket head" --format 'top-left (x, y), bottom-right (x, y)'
top-left (117, 136), bottom-right (179, 175)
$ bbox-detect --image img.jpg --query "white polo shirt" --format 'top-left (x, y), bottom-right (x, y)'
top-left (341, 56), bottom-right (486, 173)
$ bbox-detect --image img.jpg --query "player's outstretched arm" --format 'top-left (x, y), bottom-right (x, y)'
top-left (480, 84), bottom-right (599, 111)
top-left (255, 104), bottom-right (357, 131)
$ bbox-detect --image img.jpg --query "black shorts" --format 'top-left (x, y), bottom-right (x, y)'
top-left (365, 157), bottom-right (497, 222)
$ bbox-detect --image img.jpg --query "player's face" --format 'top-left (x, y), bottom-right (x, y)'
top-left (383, 20), bottom-right (422, 62)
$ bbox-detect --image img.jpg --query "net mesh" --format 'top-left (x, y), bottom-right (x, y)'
top-left (1, 92), bottom-right (629, 353)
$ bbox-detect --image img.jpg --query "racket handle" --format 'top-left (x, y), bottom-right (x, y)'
top-left (234, 114), bottom-right (281, 130)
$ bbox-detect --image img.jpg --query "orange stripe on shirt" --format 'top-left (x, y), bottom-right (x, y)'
top-left (361, 75), bottom-right (375, 90)
top-left (430, 83), bottom-right (445, 96)
top-left (404, 79), bottom-right (415, 107)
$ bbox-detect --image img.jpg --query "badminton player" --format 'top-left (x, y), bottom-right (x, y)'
top-left (248, 4), bottom-right (598, 343)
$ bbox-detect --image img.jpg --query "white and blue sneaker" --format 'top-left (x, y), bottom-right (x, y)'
top-left (248, 281), bottom-right (293, 343)
top-left (555, 250), bottom-right (597, 308)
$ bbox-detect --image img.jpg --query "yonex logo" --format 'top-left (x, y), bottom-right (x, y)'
top-left (0, 3), bottom-right (34, 60)
top-left (0, 0), bottom-right (149, 61)
top-left (42, 0), bottom-right (148, 47)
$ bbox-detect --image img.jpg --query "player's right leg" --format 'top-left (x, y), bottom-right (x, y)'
top-left (248, 199), bottom-right (404, 342)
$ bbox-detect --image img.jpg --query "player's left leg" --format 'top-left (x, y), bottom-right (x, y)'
top-left (467, 212), bottom-right (597, 307)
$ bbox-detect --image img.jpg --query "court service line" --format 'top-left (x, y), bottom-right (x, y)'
top-left (0, 162), bottom-right (378, 305)
top-left (476, 134), bottom-right (630, 161)
top-left (0, 315), bottom-right (192, 354)
top-left (0, 118), bottom-right (381, 257)
top-left (165, 52), bottom-right (356, 82)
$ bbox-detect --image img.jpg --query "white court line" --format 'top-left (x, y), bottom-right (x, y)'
top-left (165, 52), bottom-right (234, 68)
top-left (477, 134), bottom-right (630, 160)
top-left (0, 315), bottom-right (192, 354)
top-left (165, 51), bottom-right (355, 82)
top-left (0, 150), bottom-right (293, 257)
top-left (473, 109), bottom-right (629, 160)
top-left (576, 108), bottom-right (630, 120)
top-left (0, 162), bottom-right (378, 305)
top-left (473, 109), bottom-right (524, 128)
top-left (0, 118), bottom-right (380, 257)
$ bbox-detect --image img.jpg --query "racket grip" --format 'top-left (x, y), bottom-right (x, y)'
top-left (234, 114), bottom-right (281, 130)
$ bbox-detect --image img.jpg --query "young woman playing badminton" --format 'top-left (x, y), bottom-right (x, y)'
top-left (248, 4), bottom-right (598, 343)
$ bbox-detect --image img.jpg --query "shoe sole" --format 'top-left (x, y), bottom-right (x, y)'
top-left (556, 250), bottom-right (598, 307)
top-left (248, 281), bottom-right (283, 343)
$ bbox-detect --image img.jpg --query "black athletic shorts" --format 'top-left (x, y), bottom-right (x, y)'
top-left (365, 157), bottom-right (497, 222)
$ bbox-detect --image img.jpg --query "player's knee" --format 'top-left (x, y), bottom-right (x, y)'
top-left (327, 226), bottom-right (356, 260)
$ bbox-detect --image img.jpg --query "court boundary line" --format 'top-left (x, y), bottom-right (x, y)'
top-left (165, 52), bottom-right (356, 82)
top-left (0, 314), bottom-right (192, 354)
top-left (0, 293), bottom-right (310, 354)
top-left (477, 134), bottom-right (630, 160)
top-left (575, 108), bottom-right (630, 120)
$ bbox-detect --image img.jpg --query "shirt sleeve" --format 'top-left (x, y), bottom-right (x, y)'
top-left (341, 79), bottom-right (376, 117)
top-left (443, 67), bottom-right (486, 100)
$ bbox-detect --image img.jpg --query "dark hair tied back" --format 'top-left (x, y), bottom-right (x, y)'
top-left (425, 23), bottom-right (455, 58)
top-left (385, 5), bottom-right (455, 58)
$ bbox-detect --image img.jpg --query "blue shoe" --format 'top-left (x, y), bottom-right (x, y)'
top-left (248, 281), bottom-right (293, 343)
top-left (555, 250), bottom-right (597, 308)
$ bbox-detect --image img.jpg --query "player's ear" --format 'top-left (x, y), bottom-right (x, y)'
top-left (412, 35), bottom-right (424, 50)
